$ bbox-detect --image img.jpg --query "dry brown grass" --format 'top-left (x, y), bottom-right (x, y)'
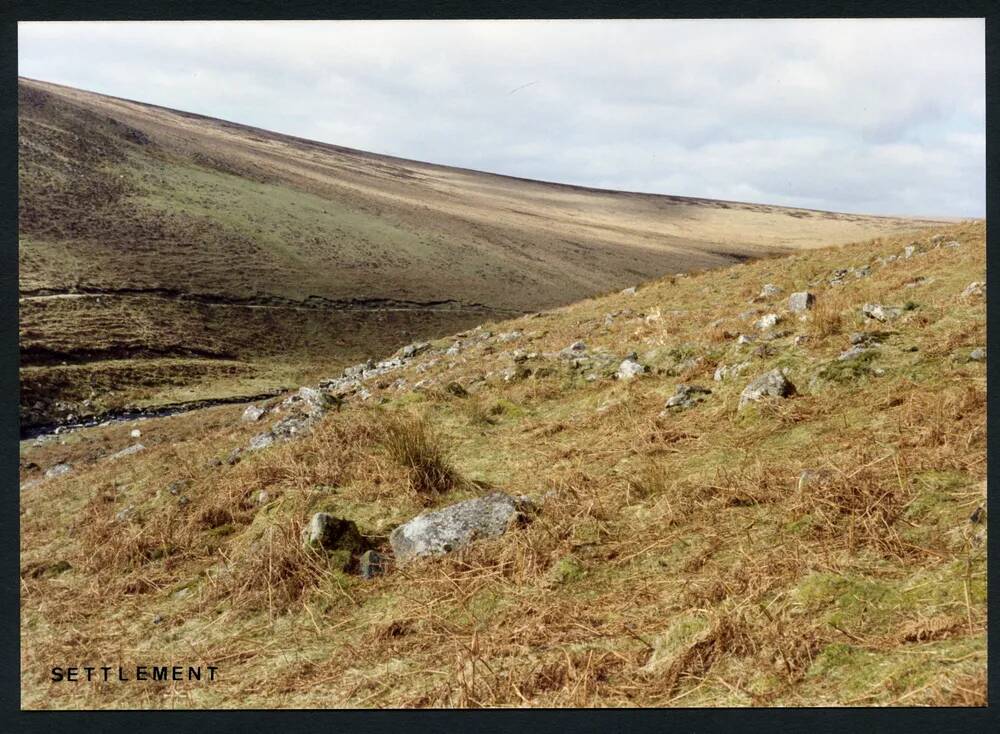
top-left (19, 221), bottom-right (986, 709)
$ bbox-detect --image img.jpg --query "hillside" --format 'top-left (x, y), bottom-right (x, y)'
top-left (19, 221), bottom-right (986, 708)
top-left (18, 77), bottom-right (950, 430)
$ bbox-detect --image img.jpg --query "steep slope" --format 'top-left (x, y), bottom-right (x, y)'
top-left (19, 222), bottom-right (985, 708)
top-left (18, 77), bottom-right (949, 428)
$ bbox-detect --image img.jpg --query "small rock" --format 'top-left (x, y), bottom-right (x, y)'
top-left (714, 361), bottom-right (749, 382)
top-left (794, 335), bottom-right (810, 346)
top-left (663, 384), bottom-right (712, 410)
top-left (359, 549), bottom-right (389, 579)
top-left (177, 496), bottom-right (190, 507)
top-left (130, 428), bottom-right (142, 439)
top-left (445, 381), bottom-right (469, 397)
top-left (256, 490), bottom-right (270, 505)
top-left (787, 292), bottom-right (815, 313)
top-left (738, 369), bottom-right (796, 410)
top-left (108, 444), bottom-right (145, 461)
top-left (45, 463), bottom-right (72, 479)
top-left (389, 492), bottom-right (530, 564)
top-left (838, 345), bottom-right (874, 361)
top-left (568, 341), bottom-right (586, 352)
top-left (302, 512), bottom-right (366, 553)
top-left (167, 480), bottom-right (190, 496)
top-left (621, 286), bottom-right (637, 296)
top-left (153, 614), bottom-right (164, 625)
top-left (862, 303), bottom-right (902, 323)
top-left (225, 448), bottom-right (242, 466)
top-left (400, 341), bottom-right (431, 358)
top-left (248, 433), bottom-right (275, 451)
top-left (969, 348), bottom-right (986, 362)
top-left (961, 281), bottom-right (985, 298)
top-left (755, 313), bottom-right (781, 331)
top-left (242, 405), bottom-right (266, 422)
top-left (615, 357), bottom-right (647, 381)
top-left (759, 283), bottom-right (782, 298)
top-left (496, 330), bottom-right (523, 343)
top-left (115, 506), bottom-right (135, 523)
top-left (969, 506), bottom-right (986, 524)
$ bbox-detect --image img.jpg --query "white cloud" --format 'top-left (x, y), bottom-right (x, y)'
top-left (17, 18), bottom-right (985, 216)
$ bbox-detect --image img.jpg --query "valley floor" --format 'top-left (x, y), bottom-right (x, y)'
top-left (19, 222), bottom-right (986, 708)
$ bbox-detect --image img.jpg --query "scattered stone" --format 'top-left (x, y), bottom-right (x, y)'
top-left (167, 480), bottom-right (190, 496)
top-left (838, 345), bottom-right (875, 361)
top-left (787, 291), bottom-right (815, 313)
top-left (108, 444), bottom-right (145, 461)
top-left (302, 512), bottom-right (366, 554)
top-left (969, 348), bottom-right (986, 362)
top-left (755, 313), bottom-right (781, 331)
top-left (620, 286), bottom-right (637, 296)
top-left (759, 283), bottom-right (782, 298)
top-left (115, 506), bottom-right (136, 523)
top-left (663, 384), bottom-right (712, 410)
top-left (862, 303), bottom-right (902, 323)
top-left (798, 469), bottom-right (832, 491)
top-left (359, 550), bottom-right (389, 579)
top-left (794, 335), bottom-right (810, 346)
top-left (248, 433), bottom-right (275, 452)
top-left (714, 361), bottom-right (750, 382)
top-left (389, 492), bottom-right (531, 564)
top-left (736, 334), bottom-right (756, 346)
top-left (130, 428), bottom-right (142, 439)
top-left (568, 341), bottom-right (586, 352)
top-left (242, 405), bottom-right (266, 422)
top-left (496, 330), bottom-right (523, 343)
top-left (961, 281), bottom-right (985, 298)
top-left (738, 369), bottom-right (796, 410)
top-left (615, 357), bottom-right (647, 381)
top-left (45, 463), bottom-right (72, 479)
top-left (400, 341), bottom-right (431, 358)
top-left (502, 365), bottom-right (532, 382)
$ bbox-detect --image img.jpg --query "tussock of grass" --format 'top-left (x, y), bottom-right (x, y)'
top-left (379, 412), bottom-right (462, 497)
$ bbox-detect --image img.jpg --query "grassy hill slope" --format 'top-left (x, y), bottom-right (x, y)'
top-left (19, 221), bottom-right (985, 708)
top-left (18, 77), bottom-right (950, 428)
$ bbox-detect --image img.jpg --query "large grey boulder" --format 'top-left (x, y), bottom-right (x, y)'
top-left (389, 492), bottom-right (531, 564)
top-left (788, 292), bottom-right (815, 313)
top-left (738, 369), bottom-right (796, 410)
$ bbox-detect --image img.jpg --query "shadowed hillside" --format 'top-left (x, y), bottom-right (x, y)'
top-left (18, 77), bottom-right (950, 429)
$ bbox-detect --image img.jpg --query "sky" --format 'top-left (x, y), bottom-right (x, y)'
top-left (18, 19), bottom-right (985, 217)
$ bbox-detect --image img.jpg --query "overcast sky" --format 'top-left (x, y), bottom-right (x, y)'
top-left (18, 19), bottom-right (985, 217)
